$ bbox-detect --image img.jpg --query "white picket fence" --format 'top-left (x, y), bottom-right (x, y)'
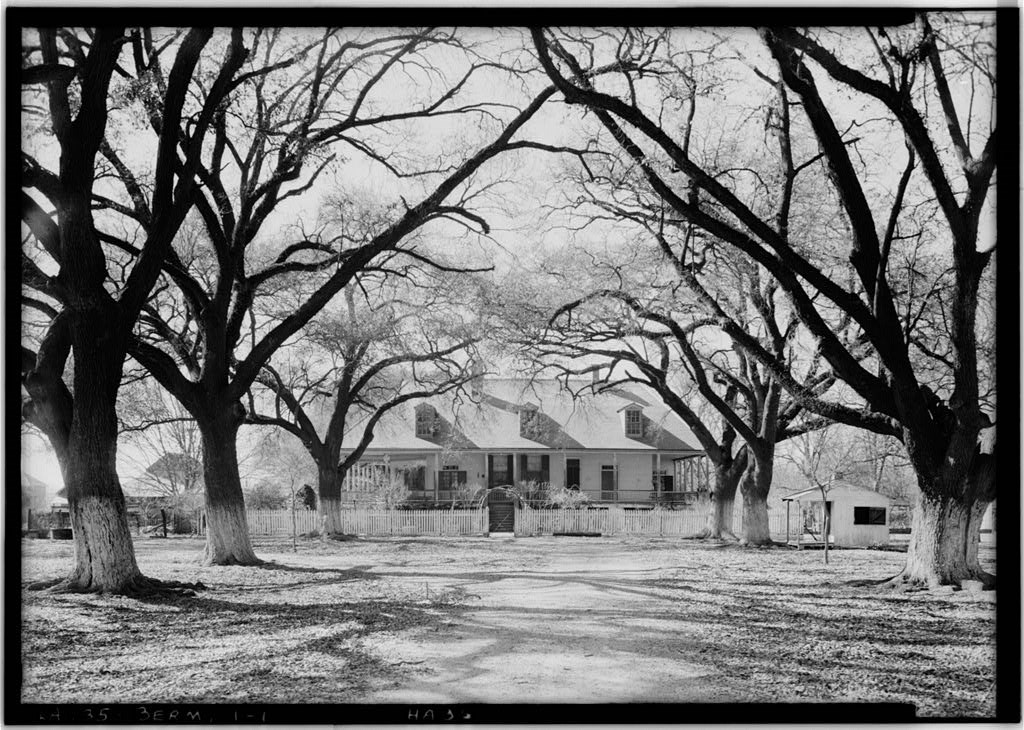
top-left (515, 505), bottom-right (789, 539)
top-left (196, 505), bottom-right (788, 539)
top-left (195, 508), bottom-right (320, 536)
top-left (339, 508), bottom-right (488, 537)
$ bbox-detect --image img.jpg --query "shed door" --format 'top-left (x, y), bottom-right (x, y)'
top-left (803, 500), bottom-right (833, 537)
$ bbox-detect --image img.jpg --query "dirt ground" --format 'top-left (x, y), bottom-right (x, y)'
top-left (19, 535), bottom-right (996, 717)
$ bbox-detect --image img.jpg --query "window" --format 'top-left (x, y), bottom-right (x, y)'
top-left (653, 471), bottom-right (674, 492)
top-left (437, 467), bottom-right (467, 491)
top-left (415, 406), bottom-right (436, 438)
top-left (520, 454), bottom-right (549, 483)
top-left (489, 454), bottom-right (514, 487)
top-left (625, 408), bottom-right (642, 437)
top-left (853, 506), bottom-right (886, 525)
top-left (403, 466), bottom-right (425, 491)
top-left (520, 408), bottom-right (540, 436)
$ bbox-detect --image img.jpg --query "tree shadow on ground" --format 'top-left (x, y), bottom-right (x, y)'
top-left (254, 561), bottom-right (379, 576)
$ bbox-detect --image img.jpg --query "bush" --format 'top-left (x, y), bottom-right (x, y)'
top-left (247, 480), bottom-right (288, 510)
top-left (370, 474), bottom-right (411, 509)
top-left (545, 485), bottom-right (592, 509)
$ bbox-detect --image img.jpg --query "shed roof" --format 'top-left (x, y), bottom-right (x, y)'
top-left (782, 482), bottom-right (890, 503)
top-left (345, 378), bottom-right (703, 455)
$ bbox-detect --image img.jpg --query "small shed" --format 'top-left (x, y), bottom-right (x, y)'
top-left (782, 483), bottom-right (890, 548)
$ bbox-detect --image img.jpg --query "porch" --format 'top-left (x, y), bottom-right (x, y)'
top-left (341, 451), bottom-right (711, 507)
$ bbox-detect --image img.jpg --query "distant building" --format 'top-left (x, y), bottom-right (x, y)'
top-left (340, 378), bottom-right (709, 507)
top-left (21, 473), bottom-right (56, 528)
top-left (782, 482), bottom-right (890, 548)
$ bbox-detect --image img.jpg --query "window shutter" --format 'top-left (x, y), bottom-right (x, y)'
top-left (541, 455), bottom-right (550, 482)
top-left (488, 454), bottom-right (494, 476)
top-left (506, 455), bottom-right (514, 483)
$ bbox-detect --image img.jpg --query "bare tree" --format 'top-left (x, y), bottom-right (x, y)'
top-left (20, 27), bottom-right (238, 594)
top-left (513, 244), bottom-right (837, 544)
top-left (123, 27), bottom-right (613, 565)
top-left (785, 427), bottom-right (860, 565)
top-left (248, 270), bottom-right (480, 534)
top-left (119, 381), bottom-right (204, 505)
top-left (532, 15), bottom-right (999, 587)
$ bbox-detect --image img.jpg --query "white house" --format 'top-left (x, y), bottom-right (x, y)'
top-left (341, 378), bottom-right (708, 506)
top-left (782, 482), bottom-right (890, 548)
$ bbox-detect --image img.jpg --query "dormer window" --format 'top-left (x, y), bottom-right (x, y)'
top-left (519, 405), bottom-right (539, 437)
top-left (415, 405), bottom-right (437, 438)
top-left (624, 407), bottom-right (643, 437)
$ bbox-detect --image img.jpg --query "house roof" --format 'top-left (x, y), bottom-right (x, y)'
top-left (146, 452), bottom-right (202, 480)
top-left (781, 482), bottom-right (890, 503)
top-left (346, 378), bottom-right (703, 455)
top-left (21, 472), bottom-right (52, 497)
top-left (121, 478), bottom-right (176, 499)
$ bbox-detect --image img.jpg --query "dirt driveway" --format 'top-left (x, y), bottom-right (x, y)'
top-left (20, 535), bottom-right (996, 716)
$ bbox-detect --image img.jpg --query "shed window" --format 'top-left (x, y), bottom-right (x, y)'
top-left (625, 409), bottom-right (642, 437)
top-left (853, 506), bottom-right (886, 525)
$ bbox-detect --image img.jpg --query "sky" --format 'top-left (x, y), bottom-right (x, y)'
top-left (18, 18), bottom-right (999, 492)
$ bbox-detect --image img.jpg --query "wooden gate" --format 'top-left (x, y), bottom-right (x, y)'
top-left (487, 488), bottom-right (515, 532)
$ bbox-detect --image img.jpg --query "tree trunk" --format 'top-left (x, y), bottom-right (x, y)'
top-left (198, 410), bottom-right (259, 565)
top-left (901, 491), bottom-right (991, 587)
top-left (703, 464), bottom-right (741, 539)
top-left (65, 472), bottom-right (144, 592)
top-left (739, 457), bottom-right (773, 546)
top-left (317, 463), bottom-right (344, 536)
top-left (60, 306), bottom-right (151, 591)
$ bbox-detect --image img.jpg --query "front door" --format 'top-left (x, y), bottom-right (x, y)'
top-left (601, 465), bottom-right (617, 501)
top-left (565, 458), bottom-right (581, 490)
top-left (488, 489), bottom-right (515, 532)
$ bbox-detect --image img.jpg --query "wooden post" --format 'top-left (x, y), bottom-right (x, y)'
top-left (161, 508), bottom-right (167, 538)
top-left (612, 452), bottom-right (618, 501)
top-left (655, 453), bottom-right (662, 499)
top-left (434, 452), bottom-right (440, 502)
top-left (291, 485), bottom-right (297, 553)
top-left (785, 501), bottom-right (790, 545)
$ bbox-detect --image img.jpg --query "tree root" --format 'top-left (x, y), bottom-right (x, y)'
top-left (26, 574), bottom-right (207, 597)
top-left (847, 569), bottom-right (997, 592)
top-left (201, 554), bottom-right (265, 567)
top-left (693, 527), bottom-right (739, 542)
top-left (25, 577), bottom-right (68, 591)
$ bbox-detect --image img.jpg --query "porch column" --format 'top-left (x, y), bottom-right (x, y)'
top-left (512, 452), bottom-right (520, 485)
top-left (434, 452), bottom-right (440, 501)
top-left (655, 452), bottom-right (662, 494)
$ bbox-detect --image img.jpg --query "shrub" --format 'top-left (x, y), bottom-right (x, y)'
top-left (370, 474), bottom-right (410, 509)
top-left (545, 485), bottom-right (592, 509)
